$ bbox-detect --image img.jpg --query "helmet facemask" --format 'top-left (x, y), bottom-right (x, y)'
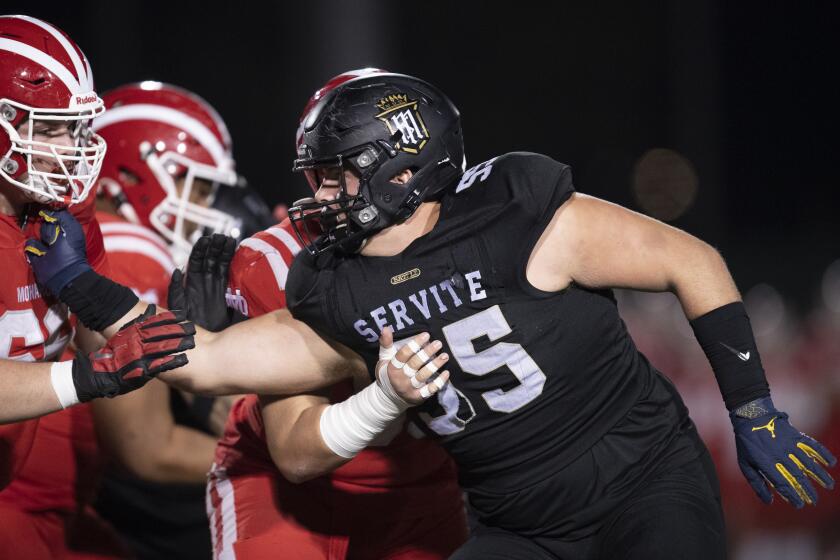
top-left (141, 143), bottom-right (239, 265)
top-left (290, 139), bottom-right (403, 255)
top-left (0, 97), bottom-right (106, 205)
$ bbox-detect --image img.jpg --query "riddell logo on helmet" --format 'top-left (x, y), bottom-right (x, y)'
top-left (72, 93), bottom-right (98, 107)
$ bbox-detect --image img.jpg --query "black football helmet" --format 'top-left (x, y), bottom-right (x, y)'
top-left (202, 179), bottom-right (275, 243)
top-left (290, 73), bottom-right (465, 254)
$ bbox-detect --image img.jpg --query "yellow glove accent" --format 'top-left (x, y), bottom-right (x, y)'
top-left (775, 463), bottom-right (813, 505)
top-left (38, 210), bottom-right (58, 223)
top-left (37, 211), bottom-right (61, 244)
top-left (789, 453), bottom-right (830, 489)
top-left (798, 442), bottom-right (830, 467)
top-left (24, 245), bottom-right (46, 257)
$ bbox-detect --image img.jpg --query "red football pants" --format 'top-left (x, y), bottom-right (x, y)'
top-left (207, 465), bottom-right (468, 560)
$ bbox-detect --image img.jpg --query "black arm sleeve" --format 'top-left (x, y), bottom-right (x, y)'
top-left (59, 269), bottom-right (140, 333)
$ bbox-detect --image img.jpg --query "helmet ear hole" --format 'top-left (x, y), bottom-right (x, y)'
top-left (117, 166), bottom-right (140, 187)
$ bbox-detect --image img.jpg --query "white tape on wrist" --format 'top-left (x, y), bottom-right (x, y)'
top-left (377, 360), bottom-right (411, 406)
top-left (319, 382), bottom-right (408, 459)
top-left (50, 361), bottom-right (79, 409)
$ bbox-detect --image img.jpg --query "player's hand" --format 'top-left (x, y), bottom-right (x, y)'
top-left (731, 396), bottom-right (837, 508)
top-left (72, 304), bottom-right (196, 402)
top-left (375, 328), bottom-right (450, 406)
top-left (167, 233), bottom-right (237, 332)
top-left (24, 210), bottom-right (91, 295)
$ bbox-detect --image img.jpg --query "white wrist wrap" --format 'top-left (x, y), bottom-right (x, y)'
top-left (50, 361), bottom-right (79, 409)
top-left (319, 381), bottom-right (410, 459)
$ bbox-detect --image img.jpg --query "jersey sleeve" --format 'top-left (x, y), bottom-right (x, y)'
top-left (228, 240), bottom-right (290, 318)
top-left (450, 152), bottom-right (576, 293)
top-left (496, 151), bottom-right (574, 223)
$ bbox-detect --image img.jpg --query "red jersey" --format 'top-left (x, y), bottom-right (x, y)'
top-left (96, 212), bottom-right (175, 305)
top-left (0, 212), bottom-right (172, 513)
top-left (209, 219), bottom-right (466, 559)
top-left (0, 196), bottom-right (109, 492)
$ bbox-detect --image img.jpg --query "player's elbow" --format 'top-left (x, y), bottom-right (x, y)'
top-left (116, 451), bottom-right (170, 482)
top-left (279, 462), bottom-right (320, 484)
top-left (274, 453), bottom-right (326, 484)
top-left (667, 238), bottom-right (729, 292)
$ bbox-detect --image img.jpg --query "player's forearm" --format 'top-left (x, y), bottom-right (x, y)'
top-left (133, 425), bottom-right (217, 484)
top-left (99, 300), bottom-right (150, 339)
top-left (0, 361), bottom-right (62, 423)
top-left (93, 380), bottom-right (216, 483)
top-left (160, 311), bottom-right (354, 396)
top-left (158, 327), bottom-right (236, 395)
top-left (107, 424), bottom-right (216, 484)
top-left (265, 402), bottom-right (350, 484)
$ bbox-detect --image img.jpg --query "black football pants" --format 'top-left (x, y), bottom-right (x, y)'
top-left (450, 448), bottom-right (726, 560)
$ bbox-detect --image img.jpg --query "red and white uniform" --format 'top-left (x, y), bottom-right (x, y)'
top-left (0, 195), bottom-right (107, 490)
top-left (207, 219), bottom-right (468, 560)
top-left (96, 211), bottom-right (176, 305)
top-left (0, 198), bottom-right (131, 559)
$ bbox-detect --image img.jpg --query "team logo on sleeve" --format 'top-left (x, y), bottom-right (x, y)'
top-left (375, 93), bottom-right (429, 154)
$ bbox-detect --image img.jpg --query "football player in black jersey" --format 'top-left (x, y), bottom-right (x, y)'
top-left (32, 72), bottom-right (836, 560)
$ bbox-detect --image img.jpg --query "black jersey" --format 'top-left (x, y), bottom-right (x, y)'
top-left (287, 152), bottom-right (686, 495)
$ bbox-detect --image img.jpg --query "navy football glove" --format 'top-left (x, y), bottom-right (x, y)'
top-left (731, 396), bottom-right (836, 508)
top-left (24, 210), bottom-right (91, 295)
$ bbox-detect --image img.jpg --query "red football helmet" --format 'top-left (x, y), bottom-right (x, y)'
top-left (0, 15), bottom-right (106, 205)
top-left (296, 68), bottom-right (387, 192)
top-left (93, 81), bottom-right (239, 264)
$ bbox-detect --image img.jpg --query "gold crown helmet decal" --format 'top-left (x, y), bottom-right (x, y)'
top-left (375, 93), bottom-right (430, 154)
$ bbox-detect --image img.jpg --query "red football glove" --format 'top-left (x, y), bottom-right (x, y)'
top-left (72, 305), bottom-right (196, 402)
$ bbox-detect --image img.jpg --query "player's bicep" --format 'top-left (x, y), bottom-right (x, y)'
top-left (528, 193), bottom-right (716, 293)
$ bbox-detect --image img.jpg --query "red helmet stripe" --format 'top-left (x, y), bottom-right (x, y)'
top-left (93, 104), bottom-right (232, 167)
top-left (0, 38), bottom-right (84, 94)
top-left (16, 15), bottom-right (93, 91)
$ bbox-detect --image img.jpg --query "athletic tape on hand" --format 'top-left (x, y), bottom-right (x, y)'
top-left (402, 365), bottom-right (417, 378)
top-left (423, 361), bottom-right (439, 375)
top-left (379, 342), bottom-right (397, 362)
top-left (390, 356), bottom-right (406, 369)
top-left (410, 376), bottom-right (425, 389)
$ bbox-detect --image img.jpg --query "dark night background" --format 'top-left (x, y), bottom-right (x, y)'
top-left (4, 3), bottom-right (840, 558)
top-left (8, 1), bottom-right (838, 310)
